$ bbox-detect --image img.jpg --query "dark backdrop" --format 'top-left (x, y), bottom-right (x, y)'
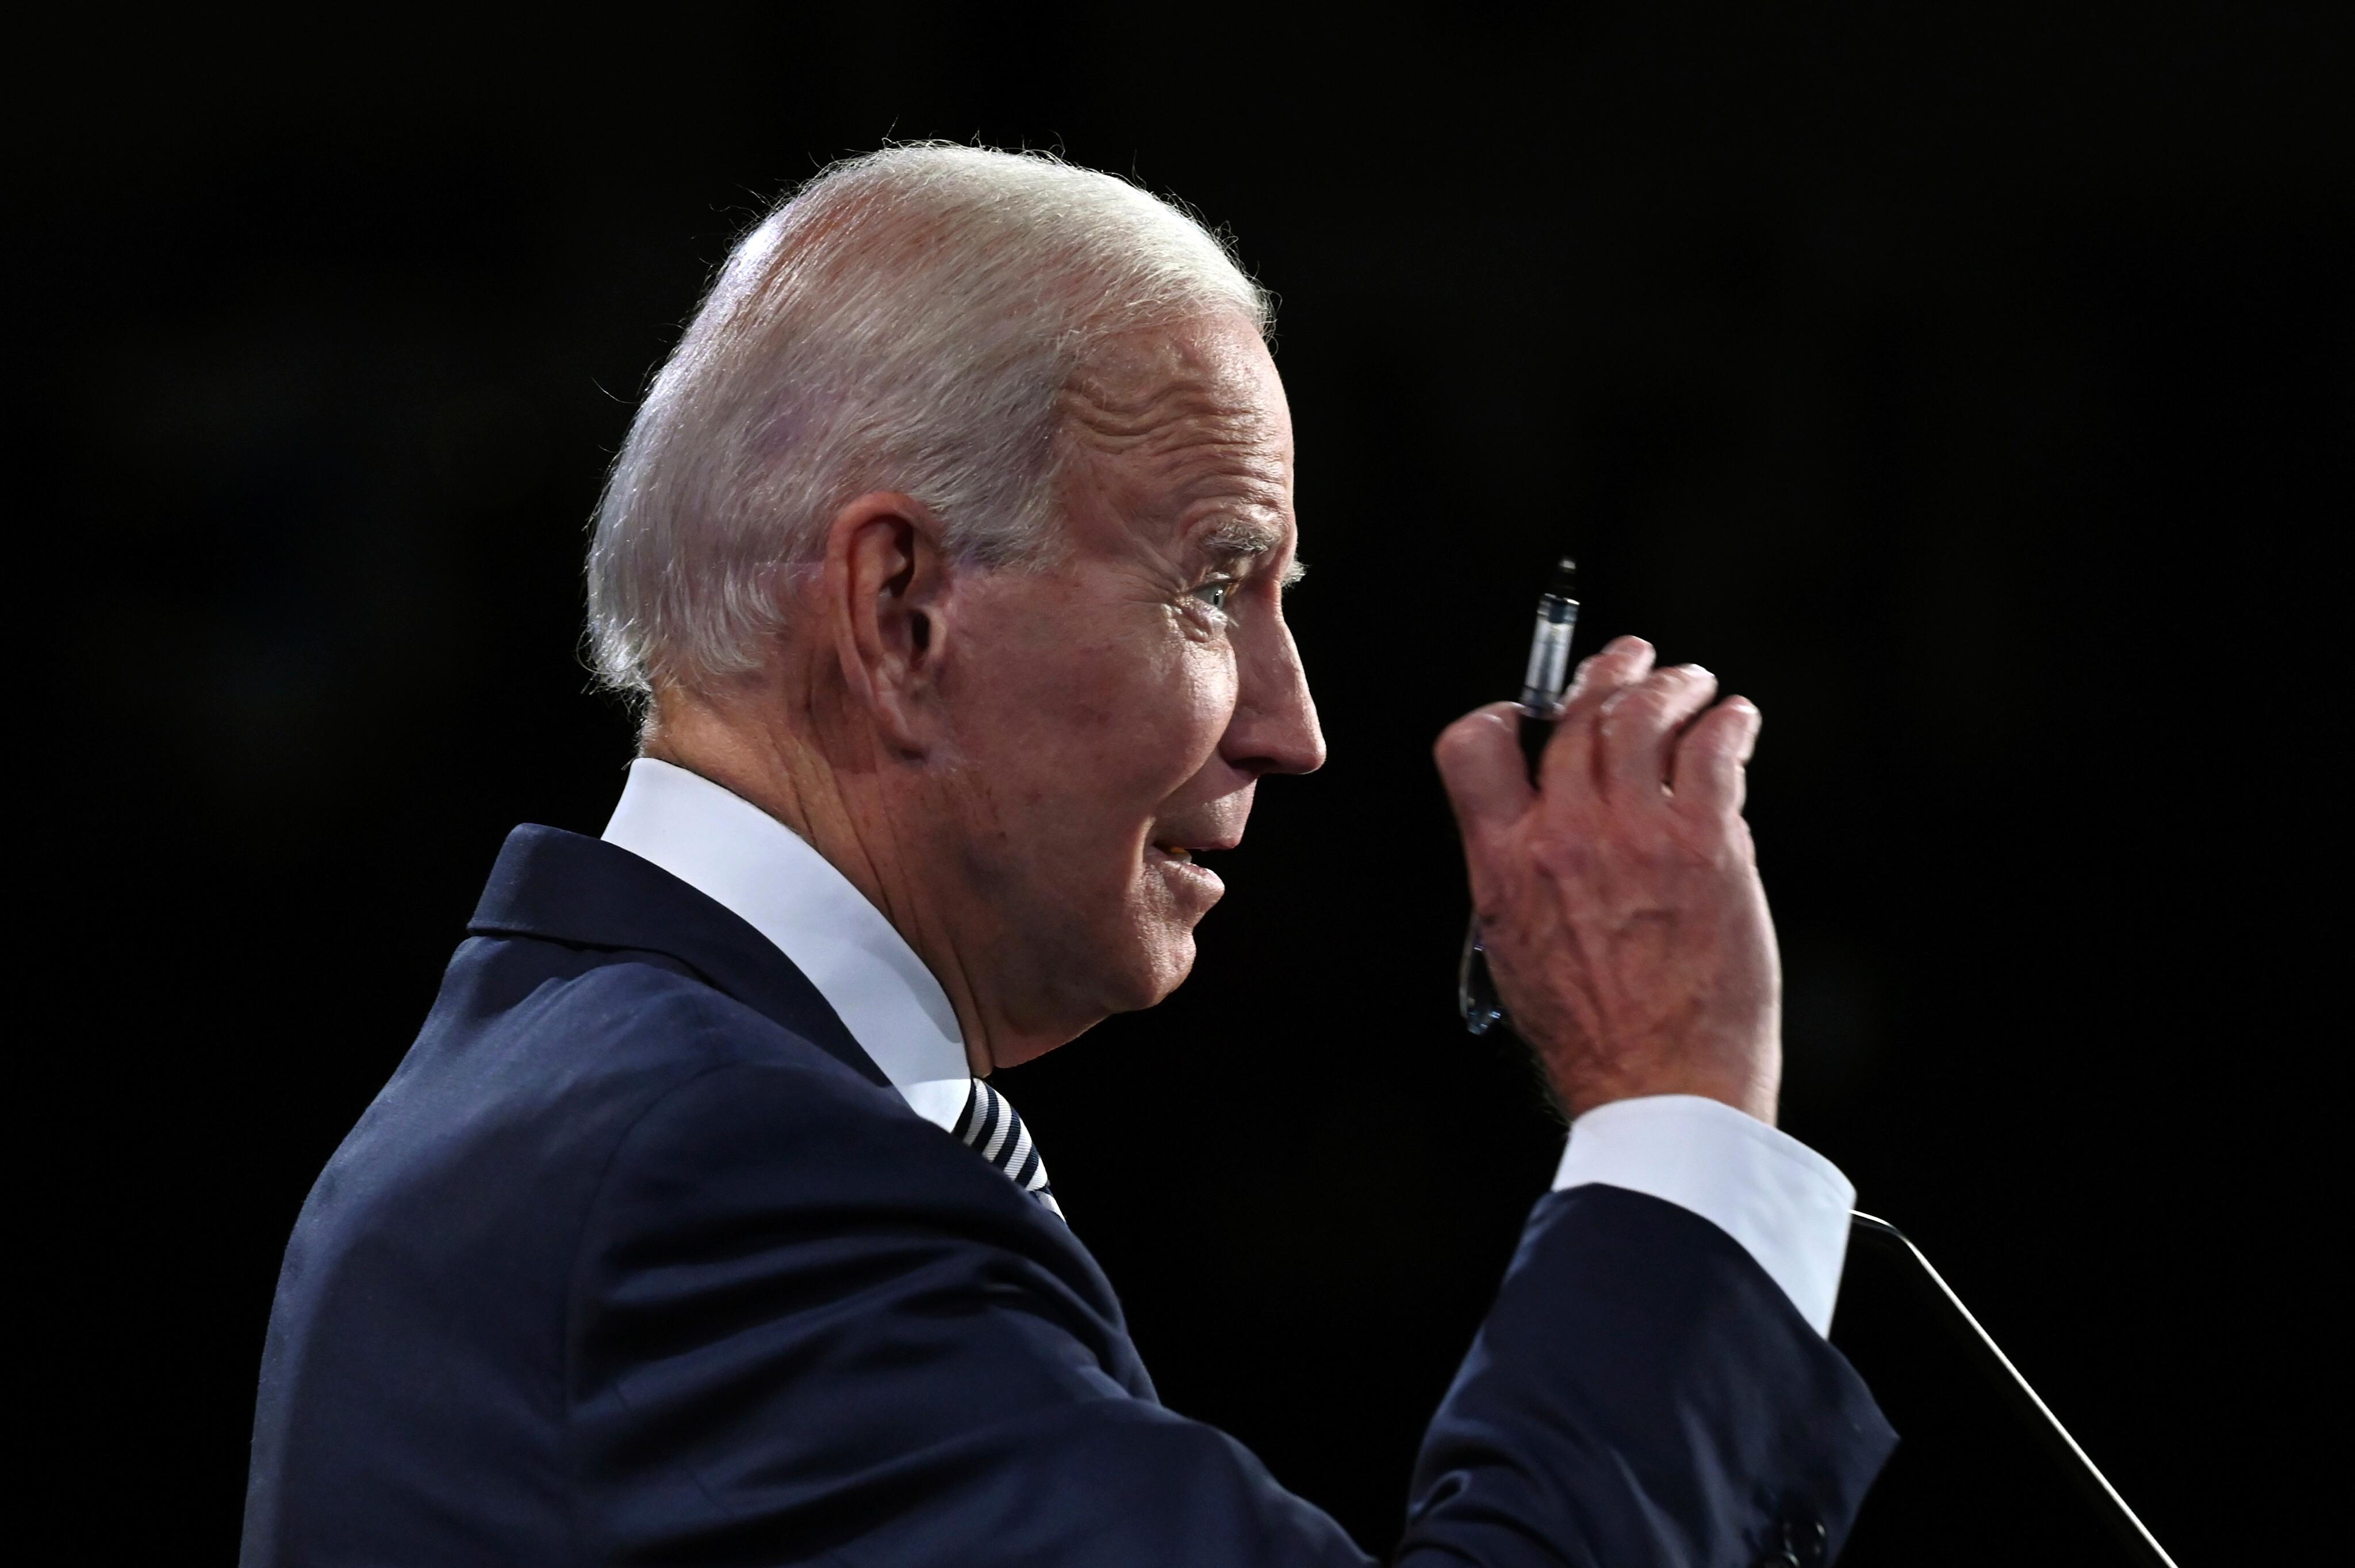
top-left (23, 6), bottom-right (2346, 1562)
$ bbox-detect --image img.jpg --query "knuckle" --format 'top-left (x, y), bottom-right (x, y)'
top-left (1670, 664), bottom-right (1718, 693)
top-left (1681, 712), bottom-right (1743, 754)
top-left (1676, 730), bottom-right (1731, 764)
top-left (1599, 687), bottom-right (1671, 737)
top-left (1597, 686), bottom-right (1651, 722)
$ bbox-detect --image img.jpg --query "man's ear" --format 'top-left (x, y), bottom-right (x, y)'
top-left (820, 491), bottom-right (951, 755)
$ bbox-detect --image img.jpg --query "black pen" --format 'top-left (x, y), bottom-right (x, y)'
top-left (1458, 558), bottom-right (1579, 1036)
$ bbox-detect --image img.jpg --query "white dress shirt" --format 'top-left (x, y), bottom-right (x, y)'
top-left (600, 757), bottom-right (1856, 1334)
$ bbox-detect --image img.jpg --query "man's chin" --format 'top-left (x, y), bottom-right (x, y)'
top-left (1136, 928), bottom-right (1199, 1009)
top-left (1107, 904), bottom-right (1215, 1012)
top-left (991, 928), bottom-right (1195, 1069)
top-left (1089, 922), bottom-right (1198, 1019)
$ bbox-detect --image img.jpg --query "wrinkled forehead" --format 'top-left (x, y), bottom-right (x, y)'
top-left (1066, 313), bottom-right (1286, 421)
top-left (1055, 314), bottom-right (1295, 552)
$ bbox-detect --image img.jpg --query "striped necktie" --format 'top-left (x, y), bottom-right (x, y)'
top-left (953, 1078), bottom-right (1065, 1221)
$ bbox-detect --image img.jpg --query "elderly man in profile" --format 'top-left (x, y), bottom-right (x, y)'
top-left (241, 147), bottom-right (1893, 1566)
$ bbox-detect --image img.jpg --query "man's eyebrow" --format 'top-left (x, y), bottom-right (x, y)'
top-left (1192, 519), bottom-right (1305, 586)
top-left (1199, 519), bottom-right (1286, 559)
top-left (1196, 520), bottom-right (1308, 587)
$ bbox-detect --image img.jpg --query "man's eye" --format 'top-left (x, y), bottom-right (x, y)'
top-left (1189, 578), bottom-right (1237, 614)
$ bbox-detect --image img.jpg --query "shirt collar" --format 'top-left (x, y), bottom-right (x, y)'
top-left (600, 758), bottom-right (973, 1124)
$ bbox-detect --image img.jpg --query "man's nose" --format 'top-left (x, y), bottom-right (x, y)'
top-left (1223, 618), bottom-right (1326, 777)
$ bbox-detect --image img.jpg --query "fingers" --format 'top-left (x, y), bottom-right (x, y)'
top-left (1470, 632), bottom-right (1757, 823)
top-left (1434, 702), bottom-right (1536, 847)
top-left (1597, 664), bottom-right (1720, 801)
top-left (1539, 636), bottom-right (1656, 796)
top-left (1671, 697), bottom-right (1762, 819)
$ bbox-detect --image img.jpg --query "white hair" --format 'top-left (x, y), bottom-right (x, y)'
top-left (584, 144), bottom-right (1272, 698)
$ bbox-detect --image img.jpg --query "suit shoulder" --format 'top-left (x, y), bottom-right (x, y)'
top-left (427, 929), bottom-right (873, 1096)
top-left (306, 932), bottom-right (906, 1262)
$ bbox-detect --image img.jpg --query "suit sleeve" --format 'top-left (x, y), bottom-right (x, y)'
top-left (567, 1058), bottom-right (1891, 1566)
top-left (1400, 1186), bottom-right (1897, 1566)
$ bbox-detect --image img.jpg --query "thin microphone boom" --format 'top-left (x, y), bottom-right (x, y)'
top-left (1847, 1212), bottom-right (2177, 1566)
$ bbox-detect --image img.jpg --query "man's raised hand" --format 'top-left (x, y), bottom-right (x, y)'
top-left (1433, 636), bottom-right (1782, 1124)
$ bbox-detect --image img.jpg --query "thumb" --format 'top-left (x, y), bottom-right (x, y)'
top-left (1434, 703), bottom-right (1535, 850)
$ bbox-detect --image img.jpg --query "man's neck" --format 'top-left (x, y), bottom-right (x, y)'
top-left (641, 691), bottom-right (1014, 1076)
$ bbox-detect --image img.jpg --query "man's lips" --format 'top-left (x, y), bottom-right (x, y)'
top-left (1145, 828), bottom-right (1239, 910)
top-left (1146, 833), bottom-right (1241, 864)
top-left (1145, 840), bottom-right (1226, 905)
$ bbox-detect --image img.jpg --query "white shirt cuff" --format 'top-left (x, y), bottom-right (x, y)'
top-left (1551, 1095), bottom-right (1855, 1336)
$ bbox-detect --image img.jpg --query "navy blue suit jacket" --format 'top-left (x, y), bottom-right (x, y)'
top-left (242, 825), bottom-right (1894, 1566)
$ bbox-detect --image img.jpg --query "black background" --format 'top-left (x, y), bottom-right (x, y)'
top-left (22, 5), bottom-right (2346, 1562)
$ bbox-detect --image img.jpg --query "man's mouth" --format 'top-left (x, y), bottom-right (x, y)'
top-left (1148, 832), bottom-right (1238, 864)
top-left (1145, 830), bottom-right (1236, 908)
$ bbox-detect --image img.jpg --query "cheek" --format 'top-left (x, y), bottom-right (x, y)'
top-left (1015, 610), bottom-right (1232, 777)
top-left (1106, 641), bottom-right (1235, 798)
top-left (948, 586), bottom-right (1236, 867)
top-left (1035, 647), bottom-right (1236, 865)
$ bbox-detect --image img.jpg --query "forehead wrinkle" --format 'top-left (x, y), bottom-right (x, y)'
top-left (1056, 322), bottom-right (1294, 574)
top-left (1060, 374), bottom-right (1292, 539)
top-left (1059, 373), bottom-right (1282, 462)
top-left (1059, 323), bottom-right (1287, 458)
top-left (1166, 454), bottom-right (1291, 524)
